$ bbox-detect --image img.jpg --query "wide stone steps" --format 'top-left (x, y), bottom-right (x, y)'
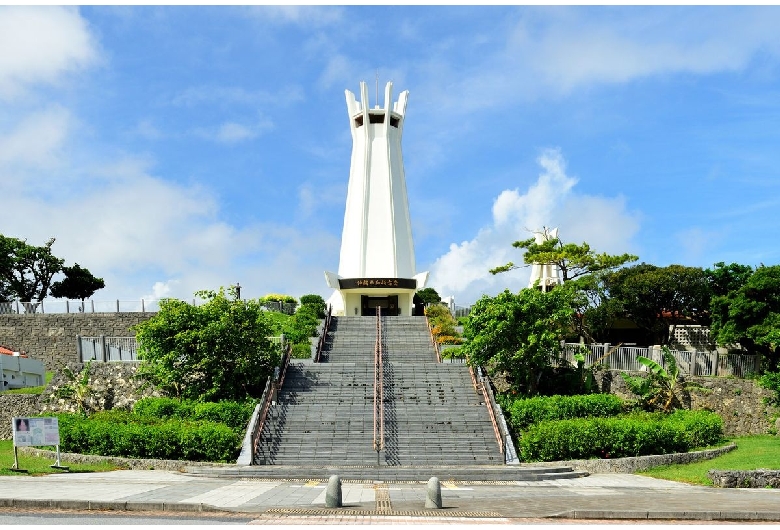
top-left (254, 315), bottom-right (505, 467)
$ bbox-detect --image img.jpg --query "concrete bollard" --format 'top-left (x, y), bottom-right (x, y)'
top-left (326, 475), bottom-right (342, 508)
top-left (425, 476), bottom-right (442, 509)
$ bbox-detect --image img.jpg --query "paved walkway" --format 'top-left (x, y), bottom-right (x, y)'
top-left (0, 470), bottom-right (779, 523)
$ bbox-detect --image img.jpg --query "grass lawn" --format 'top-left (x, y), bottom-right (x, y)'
top-left (0, 372), bottom-right (54, 395)
top-left (0, 440), bottom-right (124, 476)
top-left (639, 435), bottom-right (780, 486)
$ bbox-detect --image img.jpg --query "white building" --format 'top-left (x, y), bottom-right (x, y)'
top-left (325, 81), bottom-right (428, 316)
top-left (527, 227), bottom-right (564, 292)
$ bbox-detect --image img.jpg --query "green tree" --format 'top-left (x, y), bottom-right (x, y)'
top-left (134, 287), bottom-right (278, 401)
top-left (299, 294), bottom-right (327, 318)
top-left (489, 228), bottom-right (638, 282)
top-left (606, 264), bottom-right (712, 345)
top-left (463, 287), bottom-right (576, 395)
top-left (416, 287), bottom-right (442, 305)
top-left (710, 265), bottom-right (780, 370)
top-left (0, 235), bottom-right (64, 309)
top-left (706, 261), bottom-right (753, 297)
top-left (49, 263), bottom-right (106, 301)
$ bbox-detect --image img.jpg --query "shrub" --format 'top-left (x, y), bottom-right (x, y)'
top-left (133, 397), bottom-right (254, 434)
top-left (501, 394), bottom-right (625, 432)
top-left (758, 371), bottom-right (780, 407)
top-left (56, 412), bottom-right (241, 462)
top-left (292, 342), bottom-right (312, 359)
top-left (300, 294), bottom-right (327, 318)
top-left (518, 410), bottom-right (723, 462)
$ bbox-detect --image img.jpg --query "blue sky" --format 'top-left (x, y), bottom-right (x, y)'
top-left (2, 6), bottom-right (780, 307)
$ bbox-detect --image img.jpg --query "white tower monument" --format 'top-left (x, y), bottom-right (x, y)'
top-left (325, 81), bottom-right (428, 316)
top-left (527, 227), bottom-right (564, 292)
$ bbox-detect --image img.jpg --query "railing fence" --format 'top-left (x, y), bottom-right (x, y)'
top-left (558, 343), bottom-right (760, 378)
top-left (77, 334), bottom-right (289, 363)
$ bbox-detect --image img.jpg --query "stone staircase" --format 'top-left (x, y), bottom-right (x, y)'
top-left (244, 315), bottom-right (586, 481)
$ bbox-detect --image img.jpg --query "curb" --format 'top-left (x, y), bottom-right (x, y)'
top-left (3, 499), bottom-right (780, 522)
top-left (553, 510), bottom-right (780, 522)
top-left (0, 498), bottom-right (227, 514)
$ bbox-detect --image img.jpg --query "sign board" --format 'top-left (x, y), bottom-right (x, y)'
top-left (12, 417), bottom-right (60, 447)
top-left (338, 278), bottom-right (417, 290)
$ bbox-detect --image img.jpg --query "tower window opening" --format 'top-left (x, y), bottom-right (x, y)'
top-left (354, 115), bottom-right (364, 128)
top-left (390, 116), bottom-right (399, 128)
top-left (368, 113), bottom-right (385, 124)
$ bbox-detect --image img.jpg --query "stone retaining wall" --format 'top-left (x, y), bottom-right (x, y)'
top-left (19, 447), bottom-right (230, 471)
top-left (0, 395), bottom-right (40, 439)
top-left (0, 313), bottom-right (153, 371)
top-left (708, 469), bottom-right (780, 488)
top-left (596, 370), bottom-right (779, 436)
top-left (38, 361), bottom-right (160, 415)
top-left (0, 362), bottom-right (160, 439)
top-left (552, 443), bottom-right (737, 474)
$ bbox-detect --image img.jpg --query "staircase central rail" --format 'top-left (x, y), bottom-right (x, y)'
top-left (373, 307), bottom-right (384, 460)
top-left (314, 305), bottom-right (333, 363)
top-left (426, 316), bottom-right (442, 363)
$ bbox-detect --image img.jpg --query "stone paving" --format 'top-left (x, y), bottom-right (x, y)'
top-left (0, 470), bottom-right (779, 523)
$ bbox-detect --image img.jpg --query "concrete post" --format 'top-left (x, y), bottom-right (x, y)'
top-left (76, 335), bottom-right (83, 363)
top-left (100, 335), bottom-right (107, 362)
top-left (325, 475), bottom-right (342, 508)
top-left (425, 477), bottom-right (442, 509)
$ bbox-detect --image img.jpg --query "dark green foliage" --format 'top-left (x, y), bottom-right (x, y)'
top-left (416, 287), bottom-right (442, 305)
top-left (0, 235), bottom-right (64, 307)
top-left (463, 287), bottom-right (576, 395)
top-left (133, 397), bottom-right (255, 434)
top-left (299, 294), bottom-right (327, 318)
top-left (134, 287), bottom-right (277, 401)
top-left (56, 413), bottom-right (241, 462)
top-left (758, 371), bottom-right (780, 407)
top-left (518, 410), bottom-right (723, 461)
top-left (710, 265), bottom-right (780, 368)
top-left (490, 229), bottom-right (638, 281)
top-left (49, 263), bottom-right (105, 301)
top-left (606, 264), bottom-right (712, 345)
top-left (291, 342), bottom-right (312, 359)
top-left (500, 394), bottom-right (625, 431)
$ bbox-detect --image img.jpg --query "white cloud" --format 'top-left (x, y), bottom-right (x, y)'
top-left (248, 6), bottom-right (344, 27)
top-left (0, 106), bottom-right (71, 169)
top-left (172, 85), bottom-right (304, 108)
top-left (0, 6), bottom-right (98, 99)
top-left (0, 153), bottom-right (340, 302)
top-left (193, 119), bottom-right (273, 144)
top-left (412, 7), bottom-right (780, 121)
top-left (428, 149), bottom-right (640, 305)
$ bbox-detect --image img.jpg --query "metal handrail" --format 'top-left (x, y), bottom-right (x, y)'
top-left (314, 305), bottom-right (333, 363)
top-left (467, 361), bottom-right (479, 394)
top-left (250, 341), bottom-right (292, 462)
top-left (426, 316), bottom-right (442, 363)
top-left (373, 307), bottom-right (384, 455)
top-left (476, 367), bottom-right (505, 456)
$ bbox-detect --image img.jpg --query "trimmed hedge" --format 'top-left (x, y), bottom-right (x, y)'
top-left (502, 394), bottom-right (625, 431)
top-left (132, 398), bottom-right (255, 434)
top-left (56, 412), bottom-right (241, 462)
top-left (518, 410), bottom-right (724, 462)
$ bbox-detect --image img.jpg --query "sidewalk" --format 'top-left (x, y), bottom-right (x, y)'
top-left (0, 470), bottom-right (779, 523)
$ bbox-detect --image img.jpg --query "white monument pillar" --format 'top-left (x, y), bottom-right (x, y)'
top-left (527, 227), bottom-right (563, 292)
top-left (325, 81), bottom-right (428, 316)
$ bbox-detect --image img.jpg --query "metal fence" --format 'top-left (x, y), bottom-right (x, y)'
top-left (78, 336), bottom-right (140, 362)
top-left (0, 298), bottom-right (209, 315)
top-left (558, 343), bottom-right (760, 378)
top-left (77, 335), bottom-right (288, 363)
